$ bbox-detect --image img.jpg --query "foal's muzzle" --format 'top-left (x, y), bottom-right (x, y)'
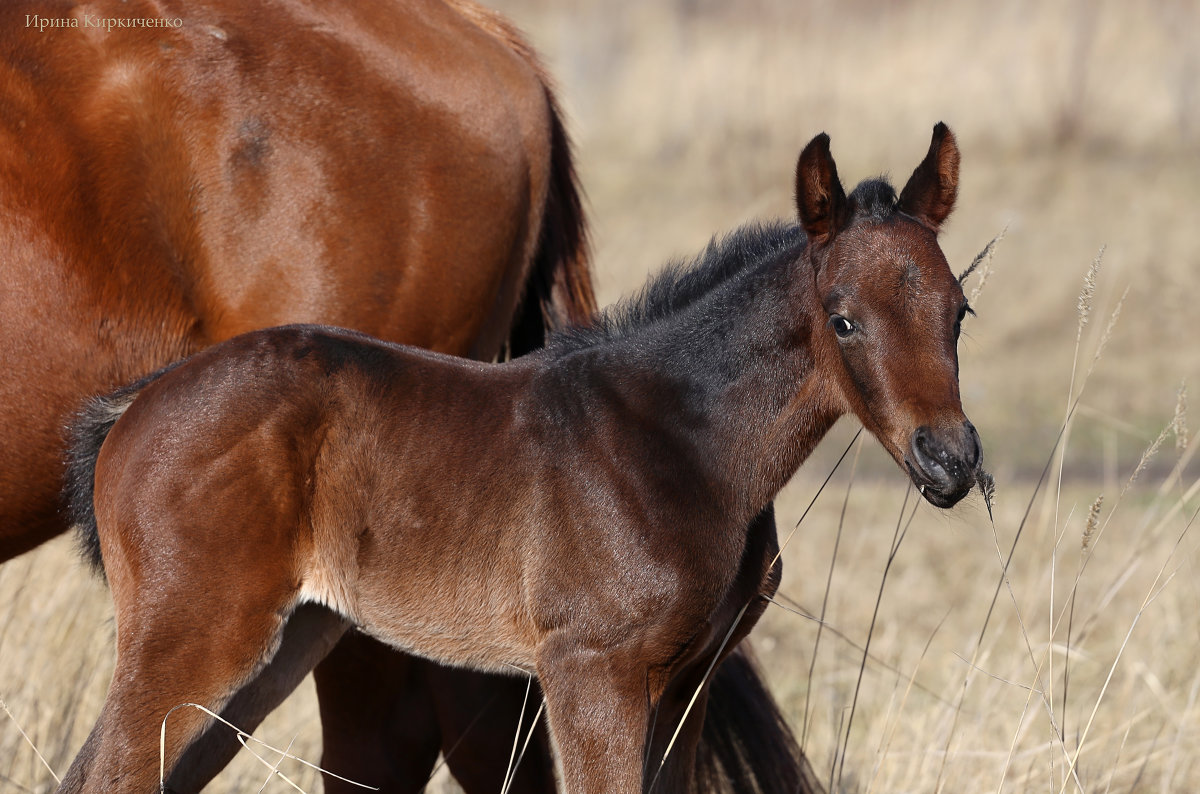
top-left (905, 421), bottom-right (982, 508)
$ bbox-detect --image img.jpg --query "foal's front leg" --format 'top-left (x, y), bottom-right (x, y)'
top-left (536, 635), bottom-right (651, 794)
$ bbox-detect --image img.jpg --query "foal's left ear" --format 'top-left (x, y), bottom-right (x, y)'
top-left (898, 122), bottom-right (960, 232)
top-left (795, 132), bottom-right (848, 248)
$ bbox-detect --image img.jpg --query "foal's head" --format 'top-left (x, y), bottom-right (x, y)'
top-left (797, 123), bottom-right (982, 508)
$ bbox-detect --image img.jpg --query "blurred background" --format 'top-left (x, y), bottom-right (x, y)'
top-left (1, 1), bottom-right (1197, 791)
top-left (497, 0), bottom-right (1199, 480)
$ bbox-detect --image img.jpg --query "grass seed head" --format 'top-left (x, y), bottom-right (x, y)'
top-left (959, 227), bottom-right (1007, 308)
top-left (1076, 246), bottom-right (1105, 340)
top-left (1082, 494), bottom-right (1103, 554)
top-left (1086, 284), bottom-right (1128, 378)
top-left (976, 468), bottom-right (996, 520)
top-left (1174, 380), bottom-right (1189, 454)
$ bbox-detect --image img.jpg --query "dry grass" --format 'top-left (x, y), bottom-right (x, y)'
top-left (3, 0), bottom-right (1200, 791)
top-left (759, 449), bottom-right (1199, 793)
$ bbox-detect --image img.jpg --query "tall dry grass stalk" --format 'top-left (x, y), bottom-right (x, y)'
top-left (1085, 286), bottom-right (1130, 381)
top-left (500, 695), bottom-right (546, 794)
top-left (0, 695), bottom-right (59, 786)
top-left (1056, 505), bottom-right (1197, 794)
top-left (1049, 248), bottom-right (1108, 754)
top-left (156, 702), bottom-right (375, 794)
top-left (864, 608), bottom-right (949, 794)
top-left (802, 435), bottom-right (863, 750)
top-left (1174, 381), bottom-right (1189, 456)
top-left (834, 488), bottom-right (918, 793)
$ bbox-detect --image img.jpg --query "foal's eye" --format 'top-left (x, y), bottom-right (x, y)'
top-left (954, 302), bottom-right (973, 340)
top-left (830, 315), bottom-right (856, 339)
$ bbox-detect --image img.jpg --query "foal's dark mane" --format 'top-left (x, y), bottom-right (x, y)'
top-left (547, 178), bottom-right (899, 356)
top-left (547, 221), bottom-right (803, 355)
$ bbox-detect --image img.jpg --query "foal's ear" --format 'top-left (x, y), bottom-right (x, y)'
top-left (794, 132), bottom-right (848, 247)
top-left (898, 122), bottom-right (960, 232)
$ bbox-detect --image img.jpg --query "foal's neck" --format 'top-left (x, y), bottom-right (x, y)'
top-left (607, 240), bottom-right (844, 521)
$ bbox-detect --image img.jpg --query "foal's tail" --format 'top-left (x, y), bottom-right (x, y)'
top-left (64, 364), bottom-right (181, 576)
top-left (695, 646), bottom-right (826, 794)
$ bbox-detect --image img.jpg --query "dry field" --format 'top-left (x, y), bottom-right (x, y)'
top-left (2, 0), bottom-right (1199, 791)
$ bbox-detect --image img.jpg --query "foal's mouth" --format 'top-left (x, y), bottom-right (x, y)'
top-left (904, 457), bottom-right (977, 509)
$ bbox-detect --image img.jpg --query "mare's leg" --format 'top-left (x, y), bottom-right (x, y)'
top-left (427, 662), bottom-right (558, 793)
top-left (314, 632), bottom-right (442, 793)
top-left (165, 603), bottom-right (349, 792)
top-left (56, 575), bottom-right (305, 793)
top-left (536, 636), bottom-right (650, 794)
top-left (315, 636), bottom-right (559, 794)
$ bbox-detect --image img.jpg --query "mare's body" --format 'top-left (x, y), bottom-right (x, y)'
top-left (0, 0), bottom-right (592, 560)
top-left (61, 126), bottom-right (983, 793)
top-left (1, 0), bottom-right (592, 789)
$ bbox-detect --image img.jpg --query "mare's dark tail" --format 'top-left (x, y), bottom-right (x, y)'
top-left (477, 8), bottom-right (595, 356)
top-left (64, 364), bottom-right (181, 576)
top-left (695, 646), bottom-right (826, 794)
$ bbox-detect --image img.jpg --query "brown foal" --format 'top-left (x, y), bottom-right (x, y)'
top-left (61, 124), bottom-right (981, 793)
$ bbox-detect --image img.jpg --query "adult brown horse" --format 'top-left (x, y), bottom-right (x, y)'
top-left (1, 0), bottom-right (599, 789)
top-left (60, 124), bottom-right (982, 793)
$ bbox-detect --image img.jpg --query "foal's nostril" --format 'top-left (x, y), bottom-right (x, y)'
top-left (910, 426), bottom-right (945, 477)
top-left (963, 420), bottom-right (982, 469)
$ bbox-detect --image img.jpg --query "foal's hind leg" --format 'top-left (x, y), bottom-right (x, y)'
top-left (165, 603), bottom-right (349, 792)
top-left (57, 578), bottom-right (305, 793)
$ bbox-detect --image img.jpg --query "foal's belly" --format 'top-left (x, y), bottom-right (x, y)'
top-left (300, 520), bottom-right (540, 674)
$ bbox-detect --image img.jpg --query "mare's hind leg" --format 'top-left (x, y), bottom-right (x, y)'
top-left (315, 636), bottom-right (558, 794)
top-left (165, 603), bottom-right (350, 792)
top-left (427, 662), bottom-right (558, 793)
top-left (314, 631), bottom-right (443, 793)
top-left (56, 578), bottom-right (305, 793)
top-left (642, 666), bottom-right (712, 794)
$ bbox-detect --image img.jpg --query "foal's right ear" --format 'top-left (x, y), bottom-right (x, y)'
top-left (898, 122), bottom-right (959, 232)
top-left (795, 133), bottom-right (848, 247)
